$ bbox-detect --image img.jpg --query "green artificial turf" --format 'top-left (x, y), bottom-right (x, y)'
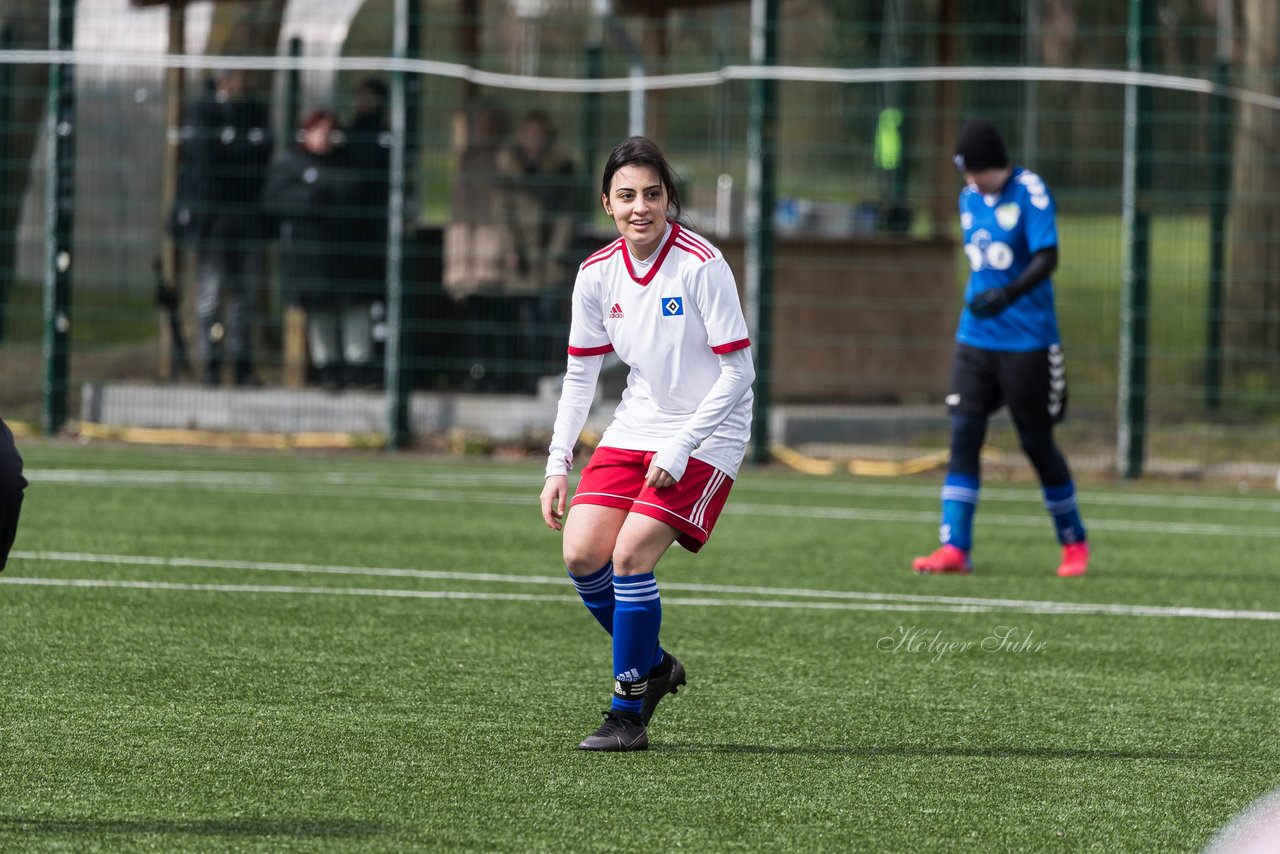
top-left (2, 440), bottom-right (1277, 851)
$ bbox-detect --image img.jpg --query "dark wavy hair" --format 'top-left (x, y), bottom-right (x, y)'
top-left (600, 136), bottom-right (683, 223)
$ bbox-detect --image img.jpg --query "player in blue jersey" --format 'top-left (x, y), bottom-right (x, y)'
top-left (912, 119), bottom-right (1089, 578)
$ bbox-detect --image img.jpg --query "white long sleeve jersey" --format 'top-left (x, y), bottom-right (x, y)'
top-left (546, 223), bottom-right (754, 482)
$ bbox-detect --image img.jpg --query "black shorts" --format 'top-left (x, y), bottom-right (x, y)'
top-left (947, 342), bottom-right (1068, 431)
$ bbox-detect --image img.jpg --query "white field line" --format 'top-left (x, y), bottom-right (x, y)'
top-left (29, 468), bottom-right (1280, 512)
top-left (7, 550), bottom-right (1280, 622)
top-left (1, 576), bottom-right (575, 604)
top-left (728, 502), bottom-right (1280, 538)
top-left (23, 470), bottom-right (1280, 538)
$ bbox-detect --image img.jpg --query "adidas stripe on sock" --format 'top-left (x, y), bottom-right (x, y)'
top-left (569, 562), bottom-right (614, 635)
top-left (611, 572), bottom-right (661, 715)
top-left (1043, 481), bottom-right (1087, 545)
top-left (569, 562), bottom-right (667, 671)
top-left (940, 472), bottom-right (980, 552)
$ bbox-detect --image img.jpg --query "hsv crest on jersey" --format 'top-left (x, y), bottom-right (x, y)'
top-left (662, 297), bottom-right (684, 317)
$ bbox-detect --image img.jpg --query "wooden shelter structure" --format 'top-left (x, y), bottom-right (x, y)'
top-left (126, 0), bottom-right (961, 407)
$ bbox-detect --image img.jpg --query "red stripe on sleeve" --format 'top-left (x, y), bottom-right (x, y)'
top-left (581, 241), bottom-right (625, 270)
top-left (673, 237), bottom-right (712, 262)
top-left (568, 343), bottom-right (615, 357)
top-left (711, 338), bottom-right (751, 354)
top-left (676, 229), bottom-right (716, 259)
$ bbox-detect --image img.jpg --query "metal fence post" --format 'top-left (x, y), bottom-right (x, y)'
top-left (747, 0), bottom-right (777, 464)
top-left (1117, 0), bottom-right (1154, 478)
top-left (0, 23), bottom-right (13, 345)
top-left (42, 0), bottom-right (76, 435)
top-left (385, 0), bottom-right (420, 448)
top-left (1205, 0), bottom-right (1233, 411)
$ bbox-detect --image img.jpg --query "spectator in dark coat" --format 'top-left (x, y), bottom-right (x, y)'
top-left (171, 69), bottom-right (274, 386)
top-left (263, 109), bottom-right (365, 389)
top-left (343, 78), bottom-right (393, 386)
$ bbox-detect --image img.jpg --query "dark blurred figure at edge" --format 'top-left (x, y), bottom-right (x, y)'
top-left (343, 77), bottom-right (393, 387)
top-left (0, 418), bottom-right (26, 572)
top-left (263, 109), bottom-right (367, 390)
top-left (169, 69), bottom-right (274, 387)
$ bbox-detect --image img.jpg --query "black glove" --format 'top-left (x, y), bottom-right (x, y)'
top-left (967, 247), bottom-right (1059, 319)
top-left (968, 286), bottom-right (1012, 318)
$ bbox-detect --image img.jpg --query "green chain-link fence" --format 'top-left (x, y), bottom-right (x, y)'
top-left (1, 0), bottom-right (1276, 476)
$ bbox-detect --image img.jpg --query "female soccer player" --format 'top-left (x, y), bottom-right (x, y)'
top-left (912, 119), bottom-right (1089, 578)
top-left (539, 136), bottom-right (755, 751)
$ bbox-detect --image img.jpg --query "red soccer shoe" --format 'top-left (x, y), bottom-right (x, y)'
top-left (911, 544), bottom-right (973, 574)
top-left (1057, 542), bottom-right (1090, 577)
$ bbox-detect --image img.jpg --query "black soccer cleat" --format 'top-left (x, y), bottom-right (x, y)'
top-left (578, 709), bottom-right (648, 752)
top-left (641, 652), bottom-right (687, 725)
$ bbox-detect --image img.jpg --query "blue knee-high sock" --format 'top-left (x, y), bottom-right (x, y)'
top-left (568, 563), bottom-right (666, 671)
top-left (940, 472), bottom-right (980, 552)
top-left (568, 562), bottom-right (615, 635)
top-left (1043, 481), bottom-right (1087, 545)
top-left (611, 572), bottom-right (662, 715)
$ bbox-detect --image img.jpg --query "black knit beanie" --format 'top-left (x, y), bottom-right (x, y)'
top-left (953, 119), bottom-right (1009, 172)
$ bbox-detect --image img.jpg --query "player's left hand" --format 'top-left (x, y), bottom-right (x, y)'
top-left (645, 465), bottom-right (675, 489)
top-left (968, 286), bottom-right (1012, 318)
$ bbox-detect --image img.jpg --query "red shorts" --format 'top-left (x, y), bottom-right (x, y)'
top-left (570, 446), bottom-right (735, 553)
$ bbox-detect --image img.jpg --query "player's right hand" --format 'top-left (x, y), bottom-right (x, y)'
top-left (540, 475), bottom-right (569, 531)
top-left (968, 286), bottom-right (1012, 318)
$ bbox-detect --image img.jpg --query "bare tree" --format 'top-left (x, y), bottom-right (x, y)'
top-left (0, 1), bottom-right (49, 341)
top-left (1226, 0), bottom-right (1280, 384)
top-left (205, 0), bottom-right (287, 90)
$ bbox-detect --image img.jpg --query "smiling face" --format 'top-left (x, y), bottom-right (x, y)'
top-left (602, 164), bottom-right (670, 261)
